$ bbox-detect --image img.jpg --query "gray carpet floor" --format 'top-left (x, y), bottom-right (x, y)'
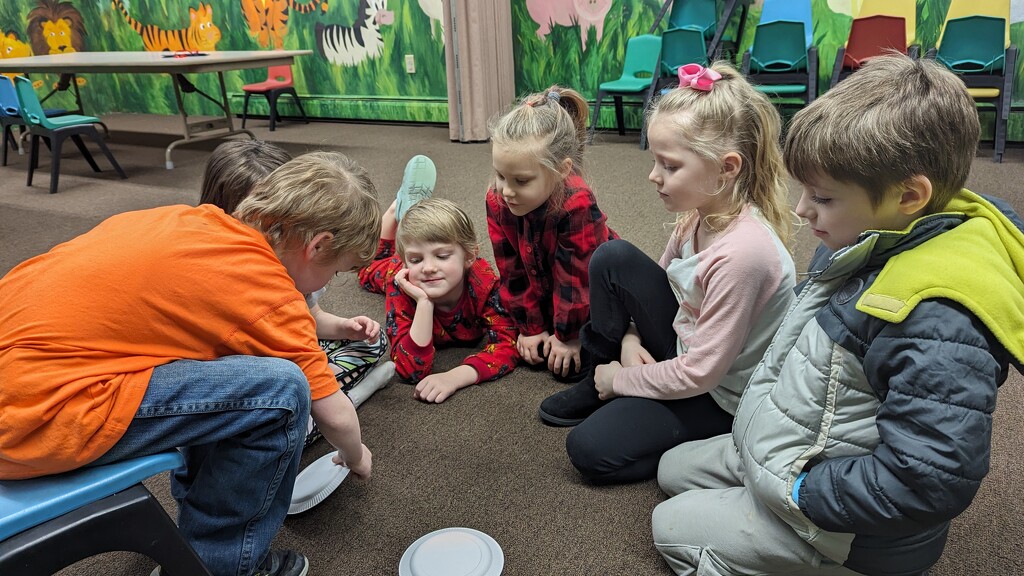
top-left (1, 113), bottom-right (1022, 576)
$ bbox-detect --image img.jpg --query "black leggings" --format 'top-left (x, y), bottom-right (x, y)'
top-left (567, 240), bottom-right (733, 484)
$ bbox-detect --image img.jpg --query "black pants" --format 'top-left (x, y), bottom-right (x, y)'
top-left (567, 240), bottom-right (733, 484)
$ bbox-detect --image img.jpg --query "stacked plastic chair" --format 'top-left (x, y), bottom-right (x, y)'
top-left (241, 65), bottom-right (309, 132)
top-left (0, 451), bottom-right (212, 576)
top-left (930, 0), bottom-right (1017, 162)
top-left (589, 34), bottom-right (662, 148)
top-left (13, 76), bottom-right (125, 194)
top-left (830, 0), bottom-right (918, 89)
top-left (741, 0), bottom-right (817, 107)
top-left (0, 76), bottom-right (69, 167)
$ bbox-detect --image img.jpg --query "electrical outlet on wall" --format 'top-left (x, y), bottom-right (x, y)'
top-left (405, 54), bottom-right (416, 74)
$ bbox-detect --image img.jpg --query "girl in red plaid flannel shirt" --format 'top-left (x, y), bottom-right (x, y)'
top-left (359, 196), bottom-right (519, 403)
top-left (486, 85), bottom-right (619, 382)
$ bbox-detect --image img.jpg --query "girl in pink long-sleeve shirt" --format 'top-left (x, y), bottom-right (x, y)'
top-left (539, 63), bottom-right (796, 485)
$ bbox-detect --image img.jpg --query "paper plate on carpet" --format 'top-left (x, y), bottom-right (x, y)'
top-left (399, 527), bottom-right (504, 576)
top-left (288, 451), bottom-right (349, 515)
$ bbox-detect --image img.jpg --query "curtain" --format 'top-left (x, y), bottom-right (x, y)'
top-left (443, 0), bottom-right (516, 142)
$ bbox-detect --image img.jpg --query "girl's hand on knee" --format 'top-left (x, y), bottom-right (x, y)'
top-left (620, 330), bottom-right (655, 367)
top-left (594, 361), bottom-right (622, 400)
top-left (517, 331), bottom-right (550, 365)
top-left (547, 336), bottom-right (581, 377)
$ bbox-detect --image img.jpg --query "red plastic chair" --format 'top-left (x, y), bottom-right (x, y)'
top-left (831, 15), bottom-right (909, 88)
top-left (240, 65), bottom-right (308, 132)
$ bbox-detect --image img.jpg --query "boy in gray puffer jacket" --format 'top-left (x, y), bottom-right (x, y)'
top-left (652, 54), bottom-right (1024, 576)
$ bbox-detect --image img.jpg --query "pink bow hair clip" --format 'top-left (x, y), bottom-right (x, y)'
top-left (677, 64), bottom-right (721, 92)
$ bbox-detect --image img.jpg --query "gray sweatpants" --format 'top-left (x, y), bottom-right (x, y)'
top-left (653, 434), bottom-right (861, 576)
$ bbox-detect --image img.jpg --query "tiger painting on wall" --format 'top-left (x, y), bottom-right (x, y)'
top-left (111, 0), bottom-right (221, 52)
top-left (241, 0), bottom-right (327, 49)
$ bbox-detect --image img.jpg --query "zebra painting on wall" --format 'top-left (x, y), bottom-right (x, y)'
top-left (315, 0), bottom-right (393, 67)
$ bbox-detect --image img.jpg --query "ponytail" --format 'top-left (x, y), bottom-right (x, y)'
top-left (490, 84), bottom-right (591, 210)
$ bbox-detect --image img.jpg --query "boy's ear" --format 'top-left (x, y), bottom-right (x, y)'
top-left (897, 175), bottom-right (933, 215)
top-left (305, 231), bottom-right (335, 262)
top-left (720, 152), bottom-right (742, 180)
top-left (464, 245), bottom-right (480, 269)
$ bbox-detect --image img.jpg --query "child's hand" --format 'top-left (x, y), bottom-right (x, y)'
top-left (594, 361), bottom-right (622, 401)
top-left (547, 335), bottom-right (581, 377)
top-left (395, 268), bottom-right (430, 303)
top-left (517, 331), bottom-right (550, 365)
top-left (414, 365), bottom-right (477, 403)
top-left (620, 330), bottom-right (655, 367)
top-left (333, 443), bottom-right (373, 480)
top-left (339, 316), bottom-right (381, 343)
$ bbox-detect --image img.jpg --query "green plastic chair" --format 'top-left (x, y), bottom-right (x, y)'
top-left (13, 76), bottom-right (125, 194)
top-left (589, 34), bottom-right (662, 147)
top-left (667, 0), bottom-right (717, 39)
top-left (742, 20), bottom-right (817, 105)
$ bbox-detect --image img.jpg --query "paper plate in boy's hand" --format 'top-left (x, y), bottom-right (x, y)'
top-left (399, 527), bottom-right (504, 576)
top-left (288, 451), bottom-right (349, 515)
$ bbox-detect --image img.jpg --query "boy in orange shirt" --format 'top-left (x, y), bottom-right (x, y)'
top-left (0, 151), bottom-right (379, 576)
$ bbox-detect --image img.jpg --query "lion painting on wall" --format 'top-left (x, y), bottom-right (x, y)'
top-left (26, 0), bottom-right (88, 88)
top-left (27, 0), bottom-right (87, 55)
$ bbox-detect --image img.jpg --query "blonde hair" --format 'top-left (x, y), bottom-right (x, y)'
top-left (489, 85), bottom-right (590, 211)
top-left (647, 62), bottom-right (791, 246)
top-left (785, 53), bottom-right (978, 212)
top-left (200, 140), bottom-right (292, 214)
top-left (396, 198), bottom-right (478, 260)
top-left (234, 151), bottom-right (382, 266)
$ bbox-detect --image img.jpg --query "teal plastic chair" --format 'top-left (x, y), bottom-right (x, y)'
top-left (932, 15), bottom-right (1017, 162)
top-left (13, 75), bottom-right (125, 194)
top-left (936, 16), bottom-right (1006, 73)
top-left (589, 34), bottom-right (662, 147)
top-left (0, 451), bottom-right (213, 576)
top-left (758, 0), bottom-right (813, 49)
top-left (667, 0), bottom-right (717, 38)
top-left (0, 76), bottom-right (68, 167)
top-left (641, 27), bottom-right (709, 148)
top-left (742, 20), bottom-right (818, 105)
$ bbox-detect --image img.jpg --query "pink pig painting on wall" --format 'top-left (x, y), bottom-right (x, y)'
top-left (526, 0), bottom-right (615, 51)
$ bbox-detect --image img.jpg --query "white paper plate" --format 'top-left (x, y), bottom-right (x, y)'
top-left (398, 527), bottom-right (504, 576)
top-left (288, 452), bottom-right (349, 515)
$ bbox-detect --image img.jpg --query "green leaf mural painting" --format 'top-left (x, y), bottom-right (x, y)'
top-left (0, 0), bottom-right (1022, 141)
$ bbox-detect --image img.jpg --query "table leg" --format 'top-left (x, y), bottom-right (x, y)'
top-left (165, 71), bottom-right (255, 169)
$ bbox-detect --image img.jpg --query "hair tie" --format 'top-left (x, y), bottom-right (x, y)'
top-left (677, 64), bottom-right (721, 92)
top-left (547, 90), bottom-right (561, 103)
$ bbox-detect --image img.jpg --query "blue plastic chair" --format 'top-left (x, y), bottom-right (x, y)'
top-left (0, 451), bottom-right (212, 576)
top-left (589, 34), bottom-right (662, 146)
top-left (13, 75), bottom-right (126, 194)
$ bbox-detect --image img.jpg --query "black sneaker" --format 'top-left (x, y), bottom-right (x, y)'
top-left (538, 378), bottom-right (606, 426)
top-left (253, 549), bottom-right (309, 576)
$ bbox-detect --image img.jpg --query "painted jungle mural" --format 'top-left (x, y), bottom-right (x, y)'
top-left (241, 0), bottom-right (326, 50)
top-left (0, 0), bottom-right (1022, 139)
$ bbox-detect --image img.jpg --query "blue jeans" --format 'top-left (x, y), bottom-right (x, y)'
top-left (91, 356), bottom-right (310, 576)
